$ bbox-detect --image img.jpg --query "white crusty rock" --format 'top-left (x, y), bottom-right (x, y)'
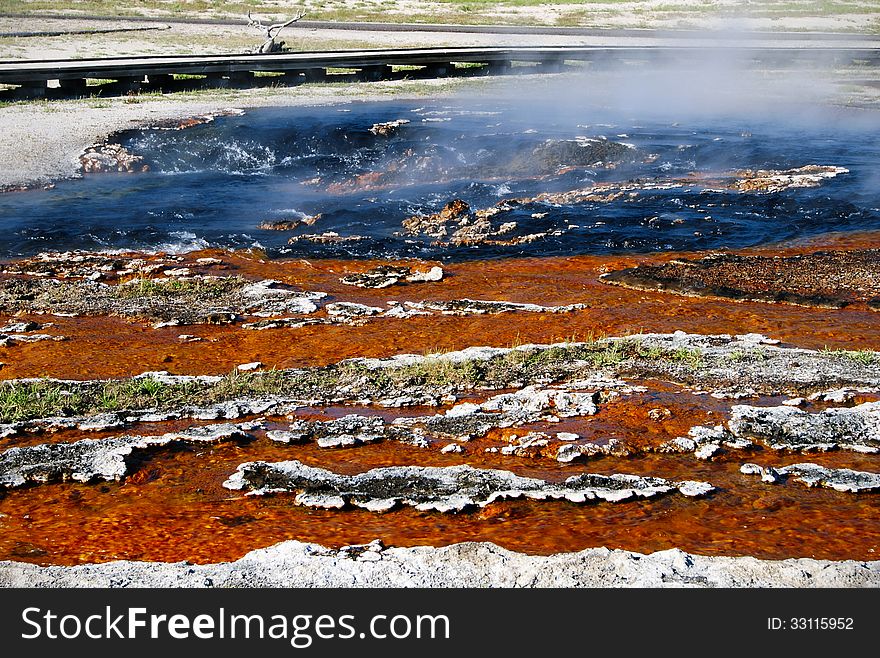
top-left (0, 423), bottom-right (250, 489)
top-left (2, 540), bottom-right (877, 588)
top-left (339, 266), bottom-right (411, 289)
top-left (404, 299), bottom-right (587, 316)
top-left (266, 430), bottom-right (308, 444)
top-left (0, 332), bottom-right (64, 347)
top-left (694, 443), bottom-right (721, 460)
top-left (132, 371), bottom-right (224, 385)
top-left (481, 385), bottom-right (598, 417)
top-left (0, 321), bottom-right (49, 333)
top-left (501, 432), bottom-right (550, 456)
top-left (223, 460), bottom-right (713, 511)
top-left (728, 402), bottom-right (880, 452)
top-left (556, 444), bottom-right (583, 463)
top-left (554, 438), bottom-right (627, 463)
top-left (0, 541), bottom-right (880, 588)
top-left (325, 302), bottom-right (385, 321)
top-left (240, 280), bottom-right (326, 316)
top-left (269, 415), bottom-right (386, 449)
top-left (406, 266), bottom-right (444, 283)
top-left (659, 424), bottom-right (750, 455)
top-left (390, 385), bottom-right (599, 444)
top-left (242, 317), bottom-right (330, 330)
top-left (807, 388), bottom-right (864, 404)
top-left (741, 462), bottom-right (880, 493)
top-left (381, 302), bottom-right (432, 319)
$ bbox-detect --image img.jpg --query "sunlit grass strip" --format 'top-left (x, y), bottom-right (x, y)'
top-left (113, 275), bottom-right (245, 299)
top-left (0, 339), bottom-right (706, 423)
top-left (819, 347), bottom-right (880, 366)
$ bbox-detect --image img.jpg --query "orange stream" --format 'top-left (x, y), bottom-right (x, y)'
top-left (1, 389), bottom-right (878, 566)
top-left (3, 233), bottom-right (880, 380)
top-left (0, 232), bottom-right (879, 565)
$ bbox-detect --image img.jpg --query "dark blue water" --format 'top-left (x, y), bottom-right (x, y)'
top-left (1, 99), bottom-right (878, 260)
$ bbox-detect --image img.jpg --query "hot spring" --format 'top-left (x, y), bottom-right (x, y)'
top-left (1, 96), bottom-right (878, 260)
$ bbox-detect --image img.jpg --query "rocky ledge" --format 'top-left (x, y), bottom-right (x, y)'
top-left (741, 462), bottom-right (880, 493)
top-left (0, 275), bottom-right (325, 326)
top-left (728, 402), bottom-right (880, 452)
top-left (1, 332), bottom-right (878, 436)
top-left (663, 401), bottom-right (880, 460)
top-left (1, 540), bottom-right (877, 588)
top-left (223, 460), bottom-right (712, 512)
top-left (0, 423), bottom-right (250, 488)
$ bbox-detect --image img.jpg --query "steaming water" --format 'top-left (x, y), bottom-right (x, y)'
top-left (1, 99), bottom-right (878, 260)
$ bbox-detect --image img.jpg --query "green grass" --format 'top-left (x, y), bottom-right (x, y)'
top-left (667, 346), bottom-right (705, 367)
top-left (725, 347), bottom-right (769, 363)
top-left (0, 369), bottom-right (285, 423)
top-left (820, 347), bottom-right (879, 366)
top-left (2, 337), bottom-right (875, 424)
top-left (0, 339), bottom-right (682, 423)
top-left (114, 276), bottom-right (244, 300)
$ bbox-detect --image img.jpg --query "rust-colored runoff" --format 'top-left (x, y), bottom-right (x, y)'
top-left (3, 232), bottom-right (880, 381)
top-left (1, 393), bottom-right (878, 566)
top-left (0, 231), bottom-right (879, 566)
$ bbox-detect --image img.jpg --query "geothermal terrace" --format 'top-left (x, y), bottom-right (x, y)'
top-left (0, 25), bottom-right (879, 586)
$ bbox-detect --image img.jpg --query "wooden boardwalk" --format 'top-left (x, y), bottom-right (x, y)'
top-left (1, 46), bottom-right (878, 95)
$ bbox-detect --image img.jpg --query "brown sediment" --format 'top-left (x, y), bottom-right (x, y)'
top-left (3, 235), bottom-right (880, 380)
top-left (601, 249), bottom-right (880, 310)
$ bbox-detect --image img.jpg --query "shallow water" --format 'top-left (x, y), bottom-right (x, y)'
top-left (1, 99), bottom-right (879, 259)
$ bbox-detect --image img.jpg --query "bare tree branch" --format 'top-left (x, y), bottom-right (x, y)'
top-left (267, 12), bottom-right (305, 39)
top-left (245, 9), bottom-right (305, 54)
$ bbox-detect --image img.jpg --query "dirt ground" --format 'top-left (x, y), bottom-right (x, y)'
top-left (3, 0), bottom-right (880, 33)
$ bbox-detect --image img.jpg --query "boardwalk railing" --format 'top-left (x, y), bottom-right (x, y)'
top-left (1, 46), bottom-right (877, 97)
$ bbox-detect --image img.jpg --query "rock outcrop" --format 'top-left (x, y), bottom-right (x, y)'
top-left (741, 462), bottom-right (880, 492)
top-left (5, 540), bottom-right (875, 588)
top-left (728, 402), bottom-right (880, 453)
top-left (79, 143), bottom-right (148, 174)
top-left (0, 423), bottom-right (250, 488)
top-left (600, 249), bottom-right (880, 310)
top-left (223, 459), bottom-right (713, 511)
